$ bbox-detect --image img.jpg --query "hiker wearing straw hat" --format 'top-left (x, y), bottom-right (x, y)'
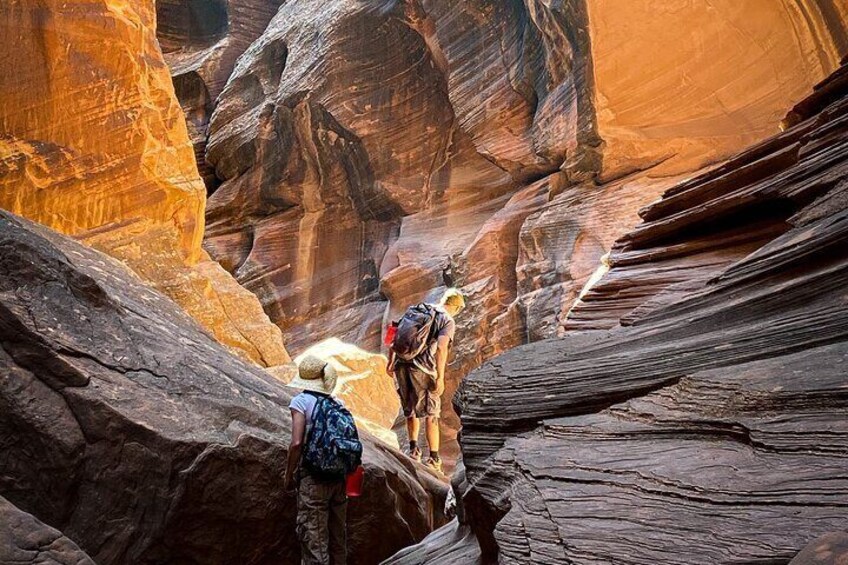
top-left (284, 356), bottom-right (362, 565)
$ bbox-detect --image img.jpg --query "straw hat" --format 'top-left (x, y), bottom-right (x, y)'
top-left (288, 355), bottom-right (338, 395)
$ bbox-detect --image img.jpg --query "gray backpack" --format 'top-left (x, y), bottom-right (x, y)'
top-left (391, 303), bottom-right (438, 361)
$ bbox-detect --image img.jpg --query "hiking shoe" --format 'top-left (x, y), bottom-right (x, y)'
top-left (425, 456), bottom-right (442, 474)
top-left (409, 446), bottom-right (422, 463)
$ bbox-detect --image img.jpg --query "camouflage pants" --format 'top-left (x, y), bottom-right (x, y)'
top-left (297, 475), bottom-right (347, 565)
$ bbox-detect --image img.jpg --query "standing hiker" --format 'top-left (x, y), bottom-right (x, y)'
top-left (387, 288), bottom-right (466, 473)
top-left (284, 356), bottom-right (363, 565)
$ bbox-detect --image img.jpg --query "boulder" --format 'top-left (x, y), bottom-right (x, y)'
top-left (0, 496), bottom-right (95, 565)
top-left (0, 210), bottom-right (445, 564)
top-left (0, 0), bottom-right (288, 366)
top-left (446, 63), bottom-right (848, 562)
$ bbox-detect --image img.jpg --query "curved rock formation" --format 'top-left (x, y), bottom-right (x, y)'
top-left (0, 496), bottom-right (95, 565)
top-left (382, 518), bottom-right (481, 565)
top-left (157, 0), bottom-right (285, 190)
top-left (0, 210), bottom-right (445, 564)
top-left (0, 0), bottom-right (288, 366)
top-left (447, 61), bottom-right (848, 563)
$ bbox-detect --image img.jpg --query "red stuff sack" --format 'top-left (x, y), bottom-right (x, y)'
top-left (384, 321), bottom-right (398, 346)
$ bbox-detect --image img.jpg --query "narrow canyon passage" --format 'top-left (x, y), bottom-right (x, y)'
top-left (1, 1), bottom-right (847, 565)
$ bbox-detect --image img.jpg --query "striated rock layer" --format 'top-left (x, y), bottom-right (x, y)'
top-left (441, 62), bottom-right (848, 563)
top-left (0, 0), bottom-right (288, 366)
top-left (0, 210), bottom-right (446, 564)
top-left (194, 1), bottom-right (847, 469)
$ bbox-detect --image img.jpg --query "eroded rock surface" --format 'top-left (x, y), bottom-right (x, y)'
top-left (445, 62), bottom-right (848, 563)
top-left (157, 0), bottom-right (285, 190)
top-left (0, 496), bottom-right (95, 565)
top-left (0, 0), bottom-right (288, 366)
top-left (0, 210), bottom-right (445, 564)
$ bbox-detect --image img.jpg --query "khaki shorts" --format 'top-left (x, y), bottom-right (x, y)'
top-left (395, 363), bottom-right (440, 418)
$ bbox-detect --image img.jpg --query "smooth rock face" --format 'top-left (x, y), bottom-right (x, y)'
top-left (446, 63), bottom-right (848, 563)
top-left (0, 210), bottom-right (445, 564)
top-left (587, 0), bottom-right (847, 180)
top-left (0, 496), bottom-right (95, 565)
top-left (0, 0), bottom-right (288, 366)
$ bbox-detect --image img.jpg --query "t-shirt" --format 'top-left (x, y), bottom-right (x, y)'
top-left (406, 304), bottom-right (456, 376)
top-left (290, 392), bottom-right (344, 437)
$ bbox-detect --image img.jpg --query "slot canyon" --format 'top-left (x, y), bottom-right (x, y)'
top-left (1, 1), bottom-right (847, 564)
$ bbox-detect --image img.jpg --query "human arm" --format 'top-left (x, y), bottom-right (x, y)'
top-left (434, 334), bottom-right (450, 396)
top-left (284, 409), bottom-right (306, 491)
top-left (386, 348), bottom-right (395, 376)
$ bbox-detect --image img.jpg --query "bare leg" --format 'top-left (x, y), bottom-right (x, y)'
top-left (406, 416), bottom-right (420, 445)
top-left (425, 416), bottom-right (440, 454)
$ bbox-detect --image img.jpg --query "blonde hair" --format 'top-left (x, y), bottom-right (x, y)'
top-left (440, 288), bottom-right (466, 312)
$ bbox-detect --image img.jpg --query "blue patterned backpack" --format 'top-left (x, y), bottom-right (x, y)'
top-left (302, 392), bottom-right (363, 481)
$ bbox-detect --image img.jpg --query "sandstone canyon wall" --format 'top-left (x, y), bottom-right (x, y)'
top-left (0, 0), bottom-right (288, 366)
top-left (178, 0), bottom-right (847, 469)
top-left (419, 60), bottom-right (848, 564)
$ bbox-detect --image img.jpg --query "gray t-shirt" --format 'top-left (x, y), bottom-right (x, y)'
top-left (409, 304), bottom-right (456, 375)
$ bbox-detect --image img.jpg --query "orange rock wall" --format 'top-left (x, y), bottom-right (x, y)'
top-left (0, 0), bottom-right (204, 257)
top-left (0, 0), bottom-right (288, 366)
top-left (587, 0), bottom-right (848, 179)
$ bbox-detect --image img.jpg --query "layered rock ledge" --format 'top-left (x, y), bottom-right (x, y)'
top-left (440, 61), bottom-right (848, 564)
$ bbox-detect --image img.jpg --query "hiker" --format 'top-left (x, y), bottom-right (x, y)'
top-left (387, 288), bottom-right (466, 473)
top-left (284, 356), bottom-right (363, 565)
